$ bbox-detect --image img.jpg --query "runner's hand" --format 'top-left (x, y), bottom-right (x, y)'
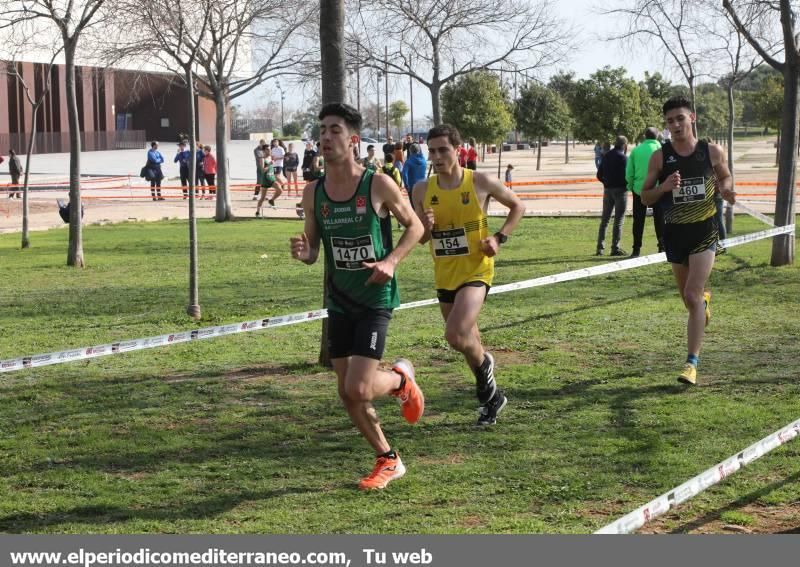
top-left (664, 171), bottom-right (681, 193)
top-left (721, 187), bottom-right (736, 205)
top-left (480, 236), bottom-right (500, 257)
top-left (362, 259), bottom-right (395, 285)
top-left (290, 232), bottom-right (311, 262)
top-left (423, 208), bottom-right (435, 231)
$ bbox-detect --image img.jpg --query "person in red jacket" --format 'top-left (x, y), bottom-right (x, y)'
top-left (466, 138), bottom-right (478, 170)
top-left (202, 145), bottom-right (217, 200)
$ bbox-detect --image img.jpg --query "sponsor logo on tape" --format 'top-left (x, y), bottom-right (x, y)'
top-left (2, 360), bottom-right (21, 369)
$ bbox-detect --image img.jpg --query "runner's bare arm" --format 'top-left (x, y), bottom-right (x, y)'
top-left (640, 149), bottom-right (673, 206)
top-left (289, 181), bottom-right (321, 265)
top-left (376, 175), bottom-right (424, 263)
top-left (411, 179), bottom-right (433, 244)
top-left (362, 175), bottom-right (425, 285)
top-left (710, 144), bottom-right (736, 204)
top-left (476, 172), bottom-right (526, 238)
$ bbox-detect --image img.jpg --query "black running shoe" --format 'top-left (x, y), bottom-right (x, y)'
top-left (475, 352), bottom-right (496, 404)
top-left (476, 389), bottom-right (507, 426)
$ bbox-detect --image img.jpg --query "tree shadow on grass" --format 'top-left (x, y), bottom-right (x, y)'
top-left (0, 486), bottom-right (317, 533)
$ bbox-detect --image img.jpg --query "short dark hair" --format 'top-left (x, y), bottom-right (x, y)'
top-left (427, 124), bottom-right (462, 147)
top-left (318, 102), bottom-right (362, 133)
top-left (384, 153), bottom-right (394, 163)
top-left (367, 144), bottom-right (374, 151)
top-left (614, 135), bottom-right (628, 149)
top-left (644, 127), bottom-right (659, 140)
top-left (151, 141), bottom-right (158, 148)
top-left (663, 96), bottom-right (694, 115)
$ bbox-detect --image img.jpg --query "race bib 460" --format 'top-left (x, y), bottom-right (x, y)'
top-left (331, 235), bottom-right (376, 270)
top-left (432, 227), bottom-right (469, 257)
top-left (673, 176), bottom-right (706, 204)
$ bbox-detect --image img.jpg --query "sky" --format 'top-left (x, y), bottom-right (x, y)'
top-left (239, 0), bottom-right (677, 125)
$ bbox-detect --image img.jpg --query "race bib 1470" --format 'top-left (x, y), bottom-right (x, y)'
top-left (432, 227), bottom-right (469, 257)
top-left (331, 235), bottom-right (376, 270)
top-left (672, 176), bottom-right (706, 204)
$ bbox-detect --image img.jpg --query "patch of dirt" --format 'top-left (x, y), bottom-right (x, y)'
top-left (642, 502), bottom-right (800, 534)
top-left (460, 515), bottom-right (487, 529)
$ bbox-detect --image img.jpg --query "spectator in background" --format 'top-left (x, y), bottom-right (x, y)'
top-left (362, 144), bottom-right (381, 171)
top-left (382, 135), bottom-right (395, 159)
top-left (146, 141), bottom-right (165, 201)
top-left (301, 141), bottom-right (317, 181)
top-left (466, 138), bottom-right (478, 170)
top-left (596, 135), bottom-right (629, 256)
top-left (457, 143), bottom-right (467, 168)
top-left (505, 164), bottom-right (514, 186)
top-left (401, 143), bottom-right (426, 201)
top-left (271, 138), bottom-right (286, 178)
top-left (403, 133), bottom-right (414, 159)
top-left (8, 150), bottom-right (23, 199)
top-left (284, 142), bottom-right (300, 194)
top-left (594, 142), bottom-right (603, 169)
top-left (393, 141), bottom-right (405, 171)
top-left (174, 140), bottom-right (191, 199)
top-left (382, 153), bottom-right (403, 188)
top-left (202, 145), bottom-right (217, 200)
top-left (196, 141), bottom-right (207, 199)
top-left (313, 142), bottom-right (325, 178)
top-left (254, 138), bottom-right (267, 200)
top-left (626, 127), bottom-right (664, 257)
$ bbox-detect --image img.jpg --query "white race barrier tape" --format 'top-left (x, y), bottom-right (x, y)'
top-left (596, 416), bottom-right (800, 534)
top-left (0, 224), bottom-right (794, 374)
top-left (734, 201), bottom-right (775, 227)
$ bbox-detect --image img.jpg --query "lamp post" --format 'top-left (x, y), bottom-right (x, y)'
top-left (377, 70), bottom-right (382, 137)
top-left (277, 85), bottom-right (285, 133)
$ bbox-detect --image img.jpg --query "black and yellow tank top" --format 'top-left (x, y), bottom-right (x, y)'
top-left (423, 169), bottom-right (494, 290)
top-left (657, 141), bottom-right (717, 224)
top-left (315, 169), bottom-right (399, 313)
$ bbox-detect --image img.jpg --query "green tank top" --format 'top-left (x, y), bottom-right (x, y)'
top-left (314, 169), bottom-right (399, 313)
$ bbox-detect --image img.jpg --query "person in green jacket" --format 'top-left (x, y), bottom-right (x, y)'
top-left (625, 127), bottom-right (665, 257)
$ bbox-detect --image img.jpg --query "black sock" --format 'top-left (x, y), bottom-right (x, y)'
top-left (379, 449), bottom-right (397, 460)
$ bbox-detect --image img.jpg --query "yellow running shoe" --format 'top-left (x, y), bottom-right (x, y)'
top-left (678, 363), bottom-right (697, 385)
top-left (358, 454), bottom-right (406, 490)
top-left (704, 291), bottom-right (712, 327)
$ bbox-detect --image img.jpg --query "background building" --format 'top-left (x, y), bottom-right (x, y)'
top-left (1, 61), bottom-right (217, 154)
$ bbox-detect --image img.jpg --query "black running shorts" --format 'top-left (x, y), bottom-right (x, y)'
top-left (663, 216), bottom-right (718, 265)
top-left (436, 281), bottom-right (490, 304)
top-left (327, 308), bottom-right (393, 360)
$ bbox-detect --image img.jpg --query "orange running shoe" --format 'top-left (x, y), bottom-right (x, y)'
top-left (358, 454), bottom-right (406, 490)
top-left (391, 358), bottom-right (424, 424)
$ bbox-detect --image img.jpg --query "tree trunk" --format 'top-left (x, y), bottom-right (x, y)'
top-left (64, 41), bottom-right (84, 267)
top-left (771, 67), bottom-right (798, 266)
top-left (21, 109), bottom-right (37, 249)
top-left (565, 134), bottom-right (569, 164)
top-left (537, 136), bottom-right (542, 170)
top-left (689, 80), bottom-right (698, 139)
top-left (725, 82), bottom-right (735, 235)
top-left (318, 0), bottom-right (346, 367)
top-left (213, 89), bottom-right (233, 222)
top-left (186, 67), bottom-right (201, 320)
top-left (320, 0), bottom-right (346, 103)
top-left (497, 142), bottom-right (502, 179)
top-left (430, 82), bottom-right (441, 126)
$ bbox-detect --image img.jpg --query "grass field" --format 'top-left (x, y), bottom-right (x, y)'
top-left (0, 215), bottom-right (798, 534)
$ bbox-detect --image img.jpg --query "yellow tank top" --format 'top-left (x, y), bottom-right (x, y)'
top-left (423, 169), bottom-right (494, 290)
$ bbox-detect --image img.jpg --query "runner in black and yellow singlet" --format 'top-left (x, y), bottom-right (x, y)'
top-left (412, 124), bottom-right (525, 426)
top-left (641, 96), bottom-right (736, 386)
top-left (290, 103), bottom-right (425, 491)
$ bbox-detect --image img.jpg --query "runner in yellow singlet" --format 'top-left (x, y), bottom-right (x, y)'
top-left (412, 125), bottom-right (525, 426)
